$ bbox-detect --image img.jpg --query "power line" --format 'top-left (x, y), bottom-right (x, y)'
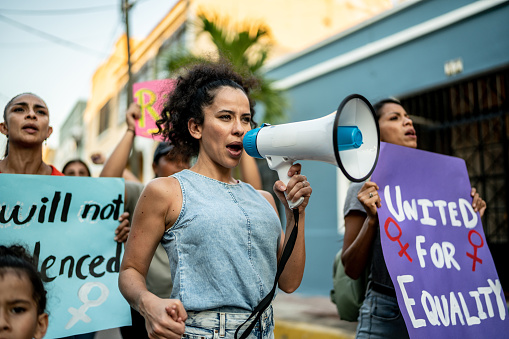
top-left (0, 14), bottom-right (107, 58)
top-left (0, 0), bottom-right (155, 16)
top-left (0, 41), bottom-right (52, 48)
top-left (102, 21), bottom-right (123, 56)
top-left (0, 4), bottom-right (117, 16)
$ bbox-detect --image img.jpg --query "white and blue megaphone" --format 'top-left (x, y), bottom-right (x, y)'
top-left (243, 94), bottom-right (380, 209)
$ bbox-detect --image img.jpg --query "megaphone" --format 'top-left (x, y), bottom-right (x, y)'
top-left (243, 94), bottom-right (380, 209)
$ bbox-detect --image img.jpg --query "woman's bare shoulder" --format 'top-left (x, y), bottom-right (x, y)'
top-left (141, 176), bottom-right (183, 228)
top-left (257, 189), bottom-right (274, 202)
top-left (142, 176), bottom-right (180, 194)
top-left (257, 189), bottom-right (279, 215)
top-left (137, 177), bottom-right (182, 214)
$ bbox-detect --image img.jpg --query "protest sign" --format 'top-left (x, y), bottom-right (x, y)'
top-left (0, 175), bottom-right (131, 338)
top-left (371, 142), bottom-right (508, 338)
top-left (133, 79), bottom-right (176, 140)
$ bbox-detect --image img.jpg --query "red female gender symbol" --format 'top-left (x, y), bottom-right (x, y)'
top-left (384, 217), bottom-right (413, 263)
top-left (466, 229), bottom-right (484, 271)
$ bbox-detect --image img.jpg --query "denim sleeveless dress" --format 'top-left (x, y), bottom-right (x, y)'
top-left (162, 170), bottom-right (280, 337)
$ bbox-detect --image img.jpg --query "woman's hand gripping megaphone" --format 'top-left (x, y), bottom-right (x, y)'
top-left (266, 156), bottom-right (306, 209)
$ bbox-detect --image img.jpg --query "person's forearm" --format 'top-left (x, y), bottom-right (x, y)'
top-left (100, 129), bottom-right (135, 177)
top-left (343, 216), bottom-right (377, 279)
top-left (120, 267), bottom-right (187, 337)
top-left (119, 267), bottom-right (151, 313)
top-left (278, 210), bottom-right (306, 293)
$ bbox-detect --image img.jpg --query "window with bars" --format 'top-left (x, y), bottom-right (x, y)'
top-left (399, 68), bottom-right (509, 292)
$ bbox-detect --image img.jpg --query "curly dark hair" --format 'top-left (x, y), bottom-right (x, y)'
top-left (0, 244), bottom-right (47, 315)
top-left (156, 60), bottom-right (259, 157)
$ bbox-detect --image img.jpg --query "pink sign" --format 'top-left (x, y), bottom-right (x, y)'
top-left (132, 79), bottom-right (176, 140)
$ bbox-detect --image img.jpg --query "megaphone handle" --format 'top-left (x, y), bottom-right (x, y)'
top-left (265, 156), bottom-right (304, 209)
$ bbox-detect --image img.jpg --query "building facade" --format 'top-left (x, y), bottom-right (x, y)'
top-left (64, 0), bottom-right (395, 183)
top-left (54, 100), bottom-right (88, 171)
top-left (51, 0), bottom-right (508, 298)
top-left (265, 0), bottom-right (509, 295)
top-left (52, 0), bottom-right (476, 297)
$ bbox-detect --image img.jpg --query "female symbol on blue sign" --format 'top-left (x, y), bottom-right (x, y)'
top-left (384, 217), bottom-right (413, 263)
top-left (65, 282), bottom-right (110, 329)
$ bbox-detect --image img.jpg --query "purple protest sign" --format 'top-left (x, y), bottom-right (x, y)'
top-left (133, 79), bottom-right (176, 140)
top-left (371, 142), bottom-right (508, 339)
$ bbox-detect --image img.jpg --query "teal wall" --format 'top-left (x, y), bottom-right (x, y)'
top-left (265, 0), bottom-right (509, 295)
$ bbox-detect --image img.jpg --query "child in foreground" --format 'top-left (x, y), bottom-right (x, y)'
top-left (0, 244), bottom-right (49, 339)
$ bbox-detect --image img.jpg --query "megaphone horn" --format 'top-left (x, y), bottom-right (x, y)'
top-left (243, 94), bottom-right (380, 209)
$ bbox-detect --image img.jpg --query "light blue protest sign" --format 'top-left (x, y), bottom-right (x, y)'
top-left (0, 174), bottom-right (131, 338)
top-left (371, 142), bottom-right (508, 339)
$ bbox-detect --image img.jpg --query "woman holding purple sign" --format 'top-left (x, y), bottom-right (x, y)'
top-left (118, 60), bottom-right (312, 338)
top-left (341, 98), bottom-right (487, 339)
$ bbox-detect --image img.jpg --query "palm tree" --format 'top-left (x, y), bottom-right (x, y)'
top-left (164, 14), bottom-right (288, 124)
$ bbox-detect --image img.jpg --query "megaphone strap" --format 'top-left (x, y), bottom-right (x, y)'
top-left (235, 209), bottom-right (300, 338)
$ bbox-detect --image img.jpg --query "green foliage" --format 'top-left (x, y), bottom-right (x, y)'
top-left (163, 13), bottom-right (288, 124)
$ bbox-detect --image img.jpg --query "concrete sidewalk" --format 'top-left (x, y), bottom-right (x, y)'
top-left (273, 293), bottom-right (357, 339)
top-left (95, 293), bottom-right (357, 339)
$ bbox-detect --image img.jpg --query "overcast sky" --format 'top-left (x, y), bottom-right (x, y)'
top-left (0, 0), bottom-right (177, 147)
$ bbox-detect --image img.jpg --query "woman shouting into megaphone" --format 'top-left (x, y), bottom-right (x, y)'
top-left (118, 60), bottom-right (312, 339)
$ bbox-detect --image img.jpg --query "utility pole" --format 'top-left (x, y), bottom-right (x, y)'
top-left (122, 0), bottom-right (134, 106)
